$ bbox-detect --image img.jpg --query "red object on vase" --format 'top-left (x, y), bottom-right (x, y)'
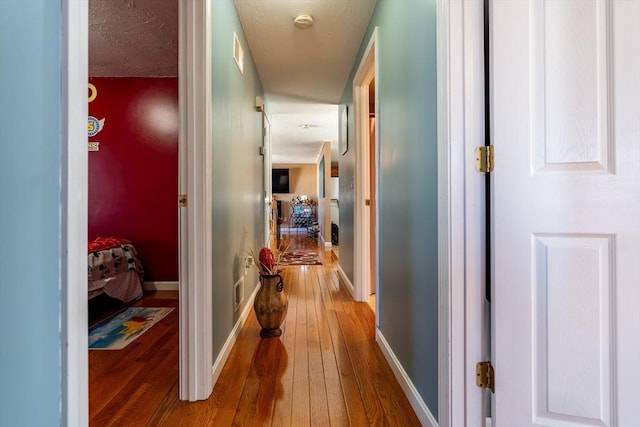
top-left (259, 247), bottom-right (275, 272)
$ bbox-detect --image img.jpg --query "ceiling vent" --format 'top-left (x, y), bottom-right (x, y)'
top-left (293, 14), bottom-right (314, 30)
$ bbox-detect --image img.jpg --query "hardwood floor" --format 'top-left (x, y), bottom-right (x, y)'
top-left (89, 235), bottom-right (420, 426)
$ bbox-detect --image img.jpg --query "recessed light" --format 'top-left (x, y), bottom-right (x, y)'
top-left (293, 13), bottom-right (314, 30)
top-left (299, 124), bottom-right (312, 129)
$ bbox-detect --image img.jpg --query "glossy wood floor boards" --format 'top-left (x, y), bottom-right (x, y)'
top-left (89, 235), bottom-right (420, 426)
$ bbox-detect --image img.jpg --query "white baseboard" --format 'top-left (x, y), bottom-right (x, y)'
top-left (376, 329), bottom-right (438, 427)
top-left (336, 263), bottom-right (354, 298)
top-left (143, 281), bottom-right (179, 291)
top-left (318, 233), bottom-right (332, 249)
top-left (210, 281), bottom-right (260, 385)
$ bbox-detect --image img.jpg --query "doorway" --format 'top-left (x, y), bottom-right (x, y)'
top-left (353, 28), bottom-right (378, 311)
top-left (86, 0), bottom-right (187, 412)
top-left (263, 113), bottom-right (273, 247)
top-left (80, 1), bottom-right (213, 418)
top-left (367, 78), bottom-right (377, 313)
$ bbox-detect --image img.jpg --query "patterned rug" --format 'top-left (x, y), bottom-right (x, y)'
top-left (280, 250), bottom-right (322, 266)
top-left (89, 306), bottom-right (174, 350)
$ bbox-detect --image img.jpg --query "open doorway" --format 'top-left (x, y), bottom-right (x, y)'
top-left (353, 28), bottom-right (378, 314)
top-left (86, 0), bottom-right (183, 419)
top-left (367, 78), bottom-right (376, 314)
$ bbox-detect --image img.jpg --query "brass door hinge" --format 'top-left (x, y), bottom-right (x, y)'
top-left (475, 145), bottom-right (494, 173)
top-left (178, 194), bottom-right (187, 208)
top-left (476, 361), bottom-right (495, 393)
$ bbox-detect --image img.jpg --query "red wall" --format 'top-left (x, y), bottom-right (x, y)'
top-left (88, 78), bottom-right (178, 281)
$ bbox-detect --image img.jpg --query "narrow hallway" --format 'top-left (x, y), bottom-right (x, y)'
top-left (90, 234), bottom-right (420, 426)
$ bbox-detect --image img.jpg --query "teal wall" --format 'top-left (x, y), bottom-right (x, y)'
top-left (337, 99), bottom-right (356, 280)
top-left (0, 1), bottom-right (63, 425)
top-left (339, 0), bottom-right (439, 418)
top-left (210, 0), bottom-right (265, 357)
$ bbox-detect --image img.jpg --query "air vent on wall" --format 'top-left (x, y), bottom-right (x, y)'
top-left (234, 280), bottom-right (244, 311)
top-left (233, 32), bottom-right (244, 75)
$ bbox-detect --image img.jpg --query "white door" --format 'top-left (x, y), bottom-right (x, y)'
top-left (492, 1), bottom-right (640, 425)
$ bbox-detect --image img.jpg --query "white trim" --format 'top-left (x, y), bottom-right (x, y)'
top-left (178, 0), bottom-right (214, 401)
top-left (437, 0), bottom-right (486, 425)
top-left (461, 2), bottom-right (488, 425)
top-left (336, 263), bottom-right (355, 298)
top-left (353, 27), bottom-right (378, 302)
top-left (376, 330), bottom-right (438, 427)
top-left (436, 0), bottom-right (453, 421)
top-left (143, 281), bottom-right (180, 291)
top-left (318, 232), bottom-right (332, 249)
top-left (211, 282), bottom-right (260, 383)
top-left (263, 112), bottom-right (272, 247)
top-left (61, 1), bottom-right (88, 425)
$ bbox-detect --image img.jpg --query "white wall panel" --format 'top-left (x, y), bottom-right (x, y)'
top-left (532, 234), bottom-right (613, 426)
top-left (532, 1), bottom-right (612, 173)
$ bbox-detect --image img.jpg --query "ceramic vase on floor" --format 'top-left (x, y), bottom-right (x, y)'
top-left (254, 273), bottom-right (288, 338)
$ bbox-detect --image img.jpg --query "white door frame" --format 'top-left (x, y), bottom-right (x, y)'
top-left (437, 0), bottom-right (485, 425)
top-left (178, 0), bottom-right (213, 401)
top-left (61, 1), bottom-right (88, 425)
top-left (353, 28), bottom-right (378, 304)
top-left (263, 112), bottom-right (272, 247)
top-left (61, 3), bottom-right (212, 425)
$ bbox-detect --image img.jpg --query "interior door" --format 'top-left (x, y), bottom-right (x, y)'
top-left (491, 1), bottom-right (640, 425)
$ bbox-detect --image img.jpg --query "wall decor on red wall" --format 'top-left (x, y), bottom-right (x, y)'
top-left (88, 77), bottom-right (178, 281)
top-left (88, 82), bottom-right (104, 152)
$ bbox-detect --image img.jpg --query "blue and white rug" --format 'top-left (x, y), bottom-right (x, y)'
top-left (89, 306), bottom-right (173, 350)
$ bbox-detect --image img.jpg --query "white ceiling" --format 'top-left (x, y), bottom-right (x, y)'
top-left (88, 0), bottom-right (376, 164)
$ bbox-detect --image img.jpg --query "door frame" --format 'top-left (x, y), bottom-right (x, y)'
top-left (263, 112), bottom-right (272, 247)
top-left (61, 1), bottom-right (88, 425)
top-left (353, 28), bottom-right (378, 304)
top-left (436, 0), bottom-right (485, 425)
top-left (178, 0), bottom-right (213, 400)
top-left (60, 2), bottom-right (210, 423)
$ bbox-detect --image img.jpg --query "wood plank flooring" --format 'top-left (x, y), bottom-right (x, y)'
top-left (89, 235), bottom-right (421, 426)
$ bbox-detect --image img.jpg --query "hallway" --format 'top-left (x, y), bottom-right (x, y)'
top-left (90, 234), bottom-right (420, 426)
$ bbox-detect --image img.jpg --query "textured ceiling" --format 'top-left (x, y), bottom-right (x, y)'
top-left (234, 0), bottom-right (376, 104)
top-left (89, 0), bottom-right (178, 77)
top-left (88, 0), bottom-right (376, 164)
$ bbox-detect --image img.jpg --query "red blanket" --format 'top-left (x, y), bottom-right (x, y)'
top-left (88, 236), bottom-right (132, 254)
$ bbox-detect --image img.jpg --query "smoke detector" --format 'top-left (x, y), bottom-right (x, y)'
top-left (293, 13), bottom-right (314, 30)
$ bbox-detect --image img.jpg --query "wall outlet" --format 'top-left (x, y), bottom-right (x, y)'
top-left (245, 256), bottom-right (254, 269)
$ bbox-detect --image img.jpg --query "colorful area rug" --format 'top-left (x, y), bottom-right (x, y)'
top-left (280, 250), bottom-right (322, 266)
top-left (89, 306), bottom-right (173, 350)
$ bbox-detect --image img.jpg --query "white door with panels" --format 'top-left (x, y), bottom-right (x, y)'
top-left (491, 0), bottom-right (639, 425)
